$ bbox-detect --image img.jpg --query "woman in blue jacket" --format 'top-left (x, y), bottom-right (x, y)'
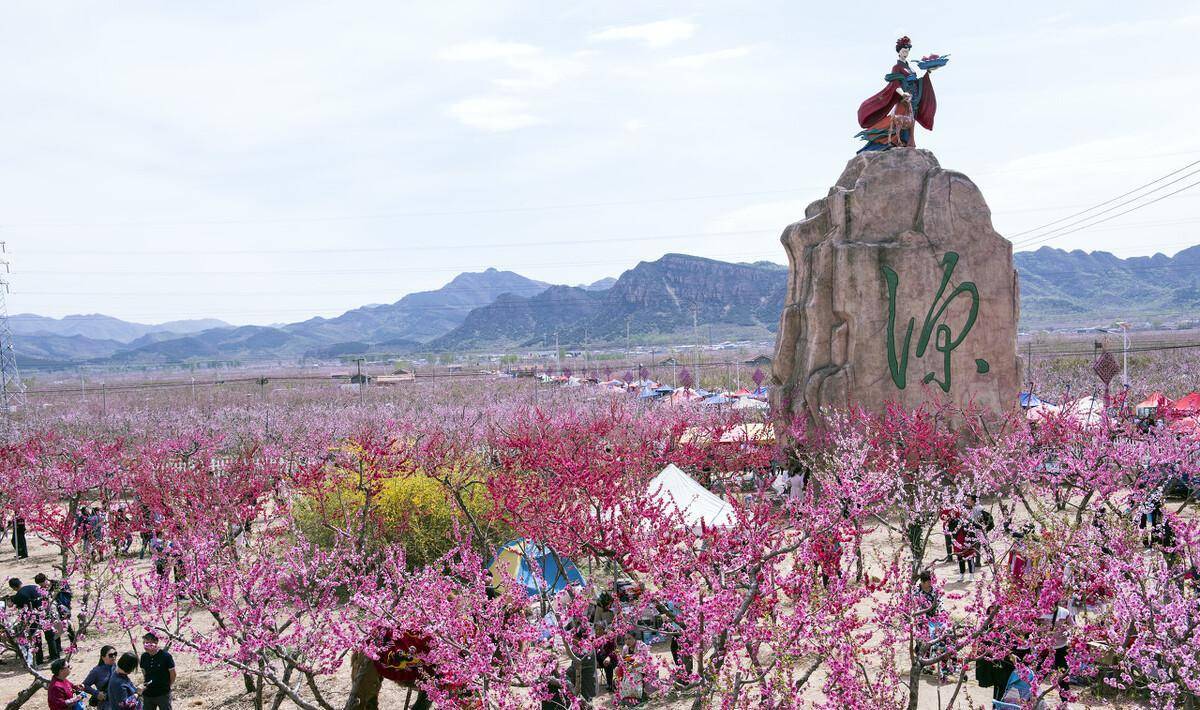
top-left (81, 646), bottom-right (118, 709)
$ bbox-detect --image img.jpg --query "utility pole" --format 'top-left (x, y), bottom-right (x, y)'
top-left (191, 376), bottom-right (196, 405)
top-left (692, 307), bottom-right (700, 386)
top-left (555, 331), bottom-right (561, 373)
top-left (625, 318), bottom-right (631, 366)
top-left (0, 241), bottom-right (25, 413)
top-left (101, 383), bottom-right (106, 417)
top-left (355, 357), bottom-right (365, 405)
top-left (1117, 321), bottom-right (1130, 387)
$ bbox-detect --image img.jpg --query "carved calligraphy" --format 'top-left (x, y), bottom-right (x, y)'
top-left (881, 251), bottom-right (987, 393)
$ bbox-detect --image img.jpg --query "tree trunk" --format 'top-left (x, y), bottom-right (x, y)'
top-left (4, 680), bottom-right (45, 710)
top-left (269, 665), bottom-right (294, 710)
top-left (255, 659), bottom-right (266, 710)
top-left (343, 652), bottom-right (382, 710)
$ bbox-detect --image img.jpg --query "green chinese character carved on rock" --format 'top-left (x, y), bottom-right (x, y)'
top-left (881, 251), bottom-right (986, 393)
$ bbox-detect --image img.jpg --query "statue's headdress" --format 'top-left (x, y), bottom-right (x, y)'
top-left (895, 36), bottom-right (912, 52)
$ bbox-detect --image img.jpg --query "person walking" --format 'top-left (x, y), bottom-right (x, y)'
top-left (82, 645), bottom-right (118, 708)
top-left (86, 508), bottom-right (105, 562)
top-left (107, 653), bottom-right (144, 710)
top-left (36, 574), bottom-right (64, 662)
top-left (953, 519), bottom-right (979, 583)
top-left (49, 579), bottom-right (77, 646)
top-left (46, 658), bottom-right (88, 710)
top-left (12, 514), bottom-right (29, 559)
top-left (939, 507), bottom-right (959, 564)
top-left (139, 633), bottom-right (175, 709)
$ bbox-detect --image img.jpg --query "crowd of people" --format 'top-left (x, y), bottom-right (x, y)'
top-left (3, 568), bottom-right (177, 710)
top-left (911, 484), bottom-right (1194, 708)
top-left (36, 634), bottom-right (176, 710)
top-left (2, 505), bottom-right (182, 710)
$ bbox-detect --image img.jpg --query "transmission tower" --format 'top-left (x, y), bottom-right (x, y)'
top-left (0, 242), bottom-right (25, 411)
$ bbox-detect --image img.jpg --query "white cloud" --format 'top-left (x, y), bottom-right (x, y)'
top-left (446, 96), bottom-right (544, 132)
top-left (665, 46), bottom-right (754, 69)
top-left (440, 40), bottom-right (584, 92)
top-left (588, 19), bottom-right (696, 49)
top-left (439, 40), bottom-right (540, 62)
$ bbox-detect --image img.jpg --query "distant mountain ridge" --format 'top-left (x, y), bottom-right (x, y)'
top-left (1014, 245), bottom-right (1200, 327)
top-left (429, 254), bottom-right (788, 350)
top-left (12, 313), bottom-right (229, 343)
top-left (11, 245), bottom-right (1200, 368)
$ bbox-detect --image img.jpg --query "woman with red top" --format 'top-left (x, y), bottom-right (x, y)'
top-left (46, 658), bottom-right (87, 710)
top-left (855, 36), bottom-right (940, 151)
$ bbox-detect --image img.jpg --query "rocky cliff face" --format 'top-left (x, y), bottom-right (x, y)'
top-left (771, 149), bottom-right (1020, 423)
top-left (594, 254), bottom-right (784, 339)
top-left (430, 254), bottom-right (786, 349)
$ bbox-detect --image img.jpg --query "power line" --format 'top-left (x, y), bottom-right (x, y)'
top-left (1010, 159), bottom-right (1200, 244)
top-left (1016, 177), bottom-right (1200, 250)
top-left (0, 187), bottom-right (818, 230)
top-left (9, 147), bottom-right (1200, 233)
top-left (19, 340), bottom-right (1200, 396)
top-left (18, 228), bottom-right (782, 257)
top-left (16, 249), bottom-right (784, 278)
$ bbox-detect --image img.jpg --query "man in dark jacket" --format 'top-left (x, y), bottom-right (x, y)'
top-left (7, 577), bottom-right (46, 665)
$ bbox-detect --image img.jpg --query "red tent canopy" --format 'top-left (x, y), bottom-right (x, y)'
top-left (1168, 416), bottom-right (1200, 435)
top-left (1171, 392), bottom-right (1200, 414)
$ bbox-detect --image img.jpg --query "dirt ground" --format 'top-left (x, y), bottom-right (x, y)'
top-left (1, 524), bottom-right (1135, 709)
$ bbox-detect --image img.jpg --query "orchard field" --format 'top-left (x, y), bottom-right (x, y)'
top-left (1, 345), bottom-right (1199, 710)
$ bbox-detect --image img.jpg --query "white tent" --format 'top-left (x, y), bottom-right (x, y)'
top-left (732, 396), bottom-right (769, 410)
top-left (648, 464), bottom-right (735, 531)
top-left (1063, 396), bottom-right (1105, 427)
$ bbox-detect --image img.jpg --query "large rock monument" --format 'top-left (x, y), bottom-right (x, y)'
top-left (771, 149), bottom-right (1020, 423)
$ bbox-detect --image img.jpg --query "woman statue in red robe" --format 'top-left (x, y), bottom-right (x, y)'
top-left (856, 36), bottom-right (940, 152)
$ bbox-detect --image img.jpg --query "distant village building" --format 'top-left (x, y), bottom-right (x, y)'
top-left (744, 354), bottom-right (773, 366)
top-left (659, 357), bottom-right (681, 366)
top-left (374, 368), bottom-right (415, 385)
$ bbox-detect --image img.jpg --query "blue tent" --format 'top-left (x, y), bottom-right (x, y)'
top-left (703, 394), bottom-right (733, 405)
top-left (1019, 392), bottom-right (1046, 408)
top-left (638, 387), bottom-right (659, 399)
top-left (488, 539), bottom-right (586, 598)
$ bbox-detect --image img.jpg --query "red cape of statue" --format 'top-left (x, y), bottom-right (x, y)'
top-left (857, 62), bottom-right (936, 131)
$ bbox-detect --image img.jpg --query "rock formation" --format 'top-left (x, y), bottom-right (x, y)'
top-left (771, 149), bottom-right (1020, 423)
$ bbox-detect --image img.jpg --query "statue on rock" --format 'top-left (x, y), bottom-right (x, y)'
top-left (855, 36), bottom-right (948, 152)
top-left (770, 149), bottom-right (1020, 428)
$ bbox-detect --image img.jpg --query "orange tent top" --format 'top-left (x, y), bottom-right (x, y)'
top-left (1136, 392), bottom-right (1169, 410)
top-left (1171, 392), bottom-right (1200, 413)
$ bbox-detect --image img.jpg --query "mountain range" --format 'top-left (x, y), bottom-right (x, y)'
top-left (12, 245), bottom-right (1200, 368)
top-left (1014, 245), bottom-right (1200, 327)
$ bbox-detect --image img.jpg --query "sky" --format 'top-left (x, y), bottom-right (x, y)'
top-left (2, 1), bottom-right (1198, 326)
